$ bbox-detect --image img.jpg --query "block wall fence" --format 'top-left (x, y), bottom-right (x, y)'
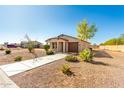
top-left (99, 45), bottom-right (124, 52)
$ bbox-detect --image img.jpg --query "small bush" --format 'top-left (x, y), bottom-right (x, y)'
top-left (79, 48), bottom-right (93, 62)
top-left (61, 64), bottom-right (72, 76)
top-left (43, 45), bottom-right (50, 52)
top-left (46, 50), bottom-right (54, 55)
top-left (27, 41), bottom-right (35, 53)
top-left (65, 55), bottom-right (78, 62)
top-left (14, 56), bottom-right (22, 61)
top-left (28, 46), bottom-right (34, 53)
top-left (5, 49), bottom-right (11, 54)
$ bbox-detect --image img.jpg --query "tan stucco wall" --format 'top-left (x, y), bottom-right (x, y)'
top-left (99, 45), bottom-right (124, 52)
top-left (55, 36), bottom-right (91, 50)
top-left (78, 41), bottom-right (91, 52)
top-left (47, 39), bottom-right (67, 52)
top-left (46, 36), bottom-right (91, 52)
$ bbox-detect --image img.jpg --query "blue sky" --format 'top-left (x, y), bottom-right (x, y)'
top-left (0, 5), bottom-right (124, 44)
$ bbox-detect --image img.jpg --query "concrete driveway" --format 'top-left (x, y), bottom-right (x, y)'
top-left (0, 69), bottom-right (18, 88)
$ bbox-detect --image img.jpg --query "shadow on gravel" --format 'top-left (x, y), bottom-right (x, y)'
top-left (94, 50), bottom-right (113, 58)
top-left (65, 71), bottom-right (76, 77)
top-left (87, 61), bottom-right (110, 66)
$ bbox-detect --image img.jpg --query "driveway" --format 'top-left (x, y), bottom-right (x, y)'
top-left (0, 69), bottom-right (18, 88)
top-left (0, 53), bottom-right (67, 76)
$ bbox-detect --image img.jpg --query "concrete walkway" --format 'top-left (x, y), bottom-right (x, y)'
top-left (0, 53), bottom-right (67, 77)
top-left (0, 69), bottom-right (18, 88)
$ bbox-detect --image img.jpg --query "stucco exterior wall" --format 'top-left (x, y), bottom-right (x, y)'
top-left (78, 41), bottom-right (91, 52)
top-left (99, 45), bottom-right (124, 52)
top-left (58, 36), bottom-right (91, 51)
top-left (46, 35), bottom-right (91, 52)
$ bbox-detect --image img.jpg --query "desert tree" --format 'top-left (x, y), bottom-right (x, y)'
top-left (77, 19), bottom-right (97, 41)
top-left (25, 34), bottom-right (38, 59)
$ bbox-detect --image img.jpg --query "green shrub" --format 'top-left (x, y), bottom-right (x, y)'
top-left (28, 46), bottom-right (34, 53)
top-left (46, 50), bottom-right (54, 55)
top-left (27, 41), bottom-right (35, 53)
top-left (65, 55), bottom-right (78, 62)
top-left (79, 48), bottom-right (93, 62)
top-left (14, 56), bottom-right (22, 61)
top-left (43, 45), bottom-right (50, 52)
top-left (5, 49), bottom-right (11, 54)
top-left (61, 64), bottom-right (72, 76)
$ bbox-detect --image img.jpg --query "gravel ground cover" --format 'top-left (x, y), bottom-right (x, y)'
top-left (10, 50), bottom-right (124, 88)
top-left (0, 48), bottom-right (46, 65)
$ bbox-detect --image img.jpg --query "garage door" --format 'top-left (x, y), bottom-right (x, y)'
top-left (68, 42), bottom-right (78, 52)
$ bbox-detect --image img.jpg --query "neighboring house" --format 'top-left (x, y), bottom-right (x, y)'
top-left (20, 41), bottom-right (29, 48)
top-left (46, 34), bottom-right (92, 53)
top-left (3, 42), bottom-right (9, 47)
top-left (20, 41), bottom-right (43, 48)
top-left (92, 43), bottom-right (99, 49)
top-left (3, 43), bottom-right (20, 48)
top-left (7, 43), bottom-right (20, 48)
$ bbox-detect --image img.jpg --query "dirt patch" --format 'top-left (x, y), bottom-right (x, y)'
top-left (0, 48), bottom-right (46, 65)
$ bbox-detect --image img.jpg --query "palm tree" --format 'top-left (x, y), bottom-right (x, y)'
top-left (77, 19), bottom-right (97, 41)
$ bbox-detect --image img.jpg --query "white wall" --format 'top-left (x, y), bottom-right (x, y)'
top-left (99, 45), bottom-right (124, 52)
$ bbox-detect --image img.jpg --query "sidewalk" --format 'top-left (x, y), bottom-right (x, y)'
top-left (0, 53), bottom-right (67, 77)
top-left (0, 69), bottom-right (18, 88)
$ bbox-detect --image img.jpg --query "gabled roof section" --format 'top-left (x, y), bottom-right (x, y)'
top-left (58, 34), bottom-right (77, 39)
top-left (46, 37), bottom-right (68, 42)
top-left (58, 34), bottom-right (90, 44)
top-left (46, 34), bottom-right (90, 44)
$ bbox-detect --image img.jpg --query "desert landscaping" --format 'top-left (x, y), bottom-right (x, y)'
top-left (10, 49), bottom-right (124, 88)
top-left (0, 48), bottom-right (46, 65)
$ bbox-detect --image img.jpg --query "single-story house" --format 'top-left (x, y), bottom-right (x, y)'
top-left (20, 41), bottom-right (43, 48)
top-left (46, 34), bottom-right (92, 53)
